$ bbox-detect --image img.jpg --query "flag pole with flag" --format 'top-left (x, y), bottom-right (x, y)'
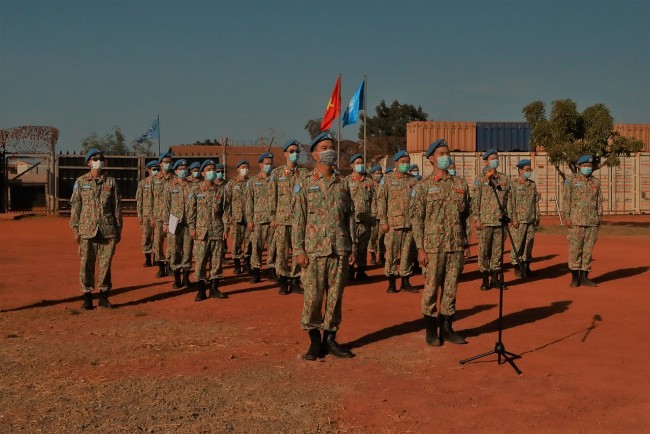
top-left (342, 77), bottom-right (366, 161)
top-left (320, 75), bottom-right (341, 165)
top-left (137, 116), bottom-right (161, 155)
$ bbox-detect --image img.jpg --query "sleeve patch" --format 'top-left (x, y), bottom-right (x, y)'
top-left (73, 181), bottom-right (79, 190)
top-left (293, 184), bottom-right (301, 193)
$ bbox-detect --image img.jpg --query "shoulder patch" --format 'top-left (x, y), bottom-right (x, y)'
top-left (410, 189), bottom-right (416, 199)
top-left (564, 179), bottom-right (570, 186)
top-left (380, 178), bottom-right (385, 186)
top-left (293, 183), bottom-right (301, 193)
top-left (73, 181), bottom-right (79, 190)
top-left (473, 179), bottom-right (479, 186)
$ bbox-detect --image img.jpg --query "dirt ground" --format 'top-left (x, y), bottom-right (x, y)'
top-left (0, 214), bottom-right (649, 433)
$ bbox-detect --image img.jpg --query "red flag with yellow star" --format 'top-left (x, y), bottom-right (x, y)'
top-left (320, 76), bottom-right (341, 131)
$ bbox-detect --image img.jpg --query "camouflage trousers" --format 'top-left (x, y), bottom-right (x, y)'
top-left (384, 228), bottom-right (413, 277)
top-left (510, 223), bottom-right (536, 264)
top-left (250, 223), bottom-right (274, 269)
top-left (301, 254), bottom-right (349, 332)
top-left (568, 225), bottom-right (598, 271)
top-left (167, 222), bottom-right (192, 271)
top-left (368, 220), bottom-right (384, 254)
top-left (422, 251), bottom-right (464, 317)
top-left (140, 217), bottom-right (153, 254)
top-left (274, 225), bottom-right (300, 278)
top-left (354, 222), bottom-right (372, 268)
top-left (232, 222), bottom-right (251, 260)
top-left (477, 226), bottom-right (504, 272)
top-left (268, 226), bottom-right (277, 269)
top-left (78, 236), bottom-right (116, 293)
top-left (193, 237), bottom-right (224, 282)
top-left (153, 220), bottom-right (168, 263)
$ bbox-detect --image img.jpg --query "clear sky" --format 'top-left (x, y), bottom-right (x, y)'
top-left (1, 0), bottom-right (649, 153)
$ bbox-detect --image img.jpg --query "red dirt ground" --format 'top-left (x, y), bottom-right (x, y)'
top-left (0, 215), bottom-right (649, 433)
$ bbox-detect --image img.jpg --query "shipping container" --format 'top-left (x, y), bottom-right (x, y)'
top-left (611, 156), bottom-right (636, 213)
top-left (638, 154), bottom-right (650, 213)
top-left (614, 124), bottom-right (650, 152)
top-left (406, 121), bottom-right (477, 153)
top-left (476, 122), bottom-right (531, 152)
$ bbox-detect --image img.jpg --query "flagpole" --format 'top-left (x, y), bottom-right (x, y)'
top-left (363, 75), bottom-right (367, 163)
top-left (157, 114), bottom-right (161, 155)
top-left (337, 73), bottom-right (341, 169)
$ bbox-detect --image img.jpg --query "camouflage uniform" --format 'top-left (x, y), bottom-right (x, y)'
top-left (412, 173), bottom-right (469, 316)
top-left (508, 177), bottom-right (540, 264)
top-left (152, 171), bottom-right (173, 263)
top-left (272, 164), bottom-right (308, 278)
top-left (562, 173), bottom-right (602, 271)
top-left (377, 171), bottom-right (416, 277)
top-left (368, 178), bottom-right (384, 259)
top-left (245, 173), bottom-right (276, 270)
top-left (69, 173), bottom-right (122, 293)
top-left (293, 169), bottom-right (356, 331)
top-left (135, 175), bottom-right (154, 255)
top-left (226, 175), bottom-right (251, 263)
top-left (346, 172), bottom-right (375, 270)
top-left (162, 177), bottom-right (193, 271)
top-left (187, 182), bottom-right (231, 281)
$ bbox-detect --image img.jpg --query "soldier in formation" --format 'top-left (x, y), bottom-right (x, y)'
top-left (346, 153), bottom-right (375, 281)
top-left (508, 159), bottom-right (540, 277)
top-left (152, 150), bottom-right (174, 278)
top-left (136, 160), bottom-right (158, 267)
top-left (368, 165), bottom-right (384, 265)
top-left (227, 160), bottom-right (251, 275)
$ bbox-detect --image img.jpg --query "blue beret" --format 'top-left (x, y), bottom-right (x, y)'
top-left (189, 162), bottom-right (201, 170)
top-left (577, 155), bottom-right (593, 165)
top-left (310, 132), bottom-right (334, 152)
top-left (215, 163), bottom-right (225, 171)
top-left (349, 153), bottom-right (363, 164)
top-left (369, 165), bottom-right (382, 174)
top-left (409, 164), bottom-right (419, 171)
top-left (425, 139), bottom-right (449, 158)
top-left (173, 159), bottom-right (188, 170)
top-left (384, 167), bottom-right (394, 174)
top-left (85, 148), bottom-right (102, 163)
top-left (393, 150), bottom-right (409, 162)
top-left (258, 152), bottom-right (273, 163)
top-left (200, 160), bottom-right (216, 172)
top-left (283, 139), bottom-right (299, 151)
top-left (236, 159), bottom-right (249, 168)
top-left (516, 159), bottom-right (531, 169)
top-left (146, 160), bottom-right (159, 169)
top-left (158, 152), bottom-right (173, 165)
top-left (482, 149), bottom-right (498, 160)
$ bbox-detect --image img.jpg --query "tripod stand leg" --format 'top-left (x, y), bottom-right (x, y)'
top-left (500, 353), bottom-right (522, 375)
top-left (459, 349), bottom-right (496, 365)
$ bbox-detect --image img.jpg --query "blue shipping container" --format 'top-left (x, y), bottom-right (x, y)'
top-left (476, 122), bottom-right (531, 152)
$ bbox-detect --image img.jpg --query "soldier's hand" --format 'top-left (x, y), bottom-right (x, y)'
top-left (163, 224), bottom-right (169, 233)
top-left (380, 224), bottom-right (389, 234)
top-left (296, 253), bottom-right (309, 268)
top-left (565, 219), bottom-right (572, 228)
top-left (73, 233), bottom-right (81, 244)
top-left (417, 249), bottom-right (428, 267)
top-left (149, 218), bottom-right (155, 228)
top-left (190, 229), bottom-right (197, 239)
top-left (474, 221), bottom-right (483, 231)
top-left (270, 221), bottom-right (278, 228)
top-left (222, 231), bottom-right (229, 241)
top-left (512, 221), bottom-right (519, 228)
top-left (534, 220), bottom-right (540, 227)
top-left (247, 222), bottom-right (254, 232)
top-left (464, 247), bottom-right (471, 260)
top-left (348, 253), bottom-right (356, 266)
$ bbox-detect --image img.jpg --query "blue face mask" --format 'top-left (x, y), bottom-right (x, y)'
top-left (288, 152), bottom-right (299, 163)
top-left (216, 172), bottom-right (224, 180)
top-left (192, 171), bottom-right (199, 178)
top-left (436, 155), bottom-right (452, 170)
top-left (162, 162), bottom-right (171, 172)
top-left (354, 164), bottom-right (365, 173)
top-left (580, 167), bottom-right (593, 176)
top-left (523, 171), bottom-right (532, 179)
top-left (488, 159), bottom-right (499, 170)
top-left (205, 171), bottom-right (216, 182)
top-left (262, 164), bottom-right (273, 174)
top-left (176, 169), bottom-right (187, 179)
top-left (448, 169), bottom-right (456, 176)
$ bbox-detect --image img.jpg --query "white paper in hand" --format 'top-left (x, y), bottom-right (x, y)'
top-left (168, 214), bottom-right (179, 235)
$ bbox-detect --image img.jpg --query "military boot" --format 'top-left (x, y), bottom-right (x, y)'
top-left (268, 268), bottom-right (278, 282)
top-left (290, 277), bottom-right (304, 294)
top-left (424, 315), bottom-right (441, 346)
top-left (155, 261), bottom-right (166, 278)
top-left (143, 253), bottom-right (153, 267)
top-left (400, 276), bottom-right (418, 293)
top-left (166, 262), bottom-right (172, 276)
top-left (570, 270), bottom-right (580, 287)
top-left (209, 279), bottom-right (228, 299)
top-left (98, 291), bottom-right (114, 309)
top-left (386, 275), bottom-right (397, 293)
top-left (194, 280), bottom-right (207, 302)
top-left (248, 267), bottom-right (261, 284)
top-left (233, 259), bottom-right (243, 275)
top-left (181, 269), bottom-right (193, 288)
top-left (369, 252), bottom-right (377, 265)
top-left (81, 292), bottom-right (94, 310)
top-left (490, 271), bottom-right (506, 289)
top-left (172, 269), bottom-right (182, 288)
top-left (356, 267), bottom-right (369, 281)
top-left (243, 257), bottom-right (253, 275)
top-left (348, 266), bottom-right (356, 282)
top-left (323, 331), bottom-right (355, 358)
top-left (303, 329), bottom-right (322, 361)
top-left (439, 314), bottom-right (467, 344)
top-left (480, 272), bottom-right (491, 291)
top-left (278, 276), bottom-right (290, 295)
top-left (580, 271), bottom-right (597, 287)
top-left (379, 252), bottom-right (385, 264)
top-left (514, 264), bottom-right (522, 278)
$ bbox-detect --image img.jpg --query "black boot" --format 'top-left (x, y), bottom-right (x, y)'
top-left (424, 315), bottom-right (441, 346)
top-left (243, 257), bottom-right (253, 275)
top-left (514, 264), bottom-right (522, 278)
top-left (480, 272), bottom-right (491, 291)
top-left (570, 270), bottom-right (581, 287)
top-left (81, 292), bottom-right (94, 310)
top-left (233, 259), bottom-right (243, 275)
top-left (166, 262), bottom-right (172, 276)
top-left (98, 291), bottom-right (114, 309)
top-left (290, 277), bottom-right (303, 294)
top-left (348, 266), bottom-right (356, 282)
top-left (439, 314), bottom-right (467, 344)
top-left (194, 280), bottom-right (207, 301)
top-left (268, 268), bottom-right (278, 282)
top-left (156, 261), bottom-right (166, 278)
top-left (143, 253), bottom-right (152, 267)
top-left (369, 252), bottom-right (376, 265)
top-left (386, 275), bottom-right (397, 293)
top-left (172, 269), bottom-right (182, 288)
top-left (209, 279), bottom-right (228, 299)
top-left (303, 329), bottom-right (322, 361)
top-left (400, 276), bottom-right (418, 293)
top-left (356, 267), bottom-right (369, 281)
top-left (249, 267), bottom-right (261, 284)
top-left (490, 271), bottom-right (506, 289)
top-left (379, 253), bottom-right (385, 264)
top-left (278, 276), bottom-right (290, 295)
top-left (580, 271), bottom-right (597, 287)
top-left (323, 331), bottom-right (355, 358)
top-left (181, 269), bottom-right (193, 288)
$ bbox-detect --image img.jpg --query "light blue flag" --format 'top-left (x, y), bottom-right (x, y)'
top-left (342, 80), bottom-right (365, 127)
top-left (137, 118), bottom-right (160, 142)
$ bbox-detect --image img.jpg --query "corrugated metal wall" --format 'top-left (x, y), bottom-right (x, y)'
top-left (475, 122), bottom-right (531, 152)
top-left (614, 124), bottom-right (650, 152)
top-left (406, 121), bottom-right (477, 153)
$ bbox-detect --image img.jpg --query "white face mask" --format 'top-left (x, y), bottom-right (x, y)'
top-left (91, 160), bottom-right (103, 170)
top-left (239, 168), bottom-right (249, 177)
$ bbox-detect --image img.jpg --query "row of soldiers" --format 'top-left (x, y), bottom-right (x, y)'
top-left (70, 137), bottom-right (602, 359)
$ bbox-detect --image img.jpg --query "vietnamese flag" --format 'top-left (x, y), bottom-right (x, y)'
top-left (320, 75), bottom-right (341, 131)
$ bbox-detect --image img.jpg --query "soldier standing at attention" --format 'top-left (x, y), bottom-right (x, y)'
top-left (188, 160), bottom-right (231, 301)
top-left (188, 161), bottom-right (202, 184)
top-left (163, 159), bottom-right (194, 289)
top-left (368, 166), bottom-right (384, 266)
top-left (346, 153), bottom-right (375, 281)
top-left (378, 150), bottom-right (418, 293)
top-left (272, 139), bottom-right (308, 295)
top-left (562, 155), bottom-right (602, 287)
top-left (136, 160), bottom-right (158, 267)
top-left (69, 149), bottom-right (122, 310)
top-left (472, 149), bottom-right (511, 291)
top-left (152, 150), bottom-right (174, 278)
top-left (293, 132), bottom-right (356, 360)
top-left (227, 160), bottom-right (251, 275)
top-left (246, 152), bottom-right (276, 284)
top-left (449, 160), bottom-right (472, 259)
top-left (507, 159), bottom-right (540, 277)
top-left (412, 139), bottom-right (469, 345)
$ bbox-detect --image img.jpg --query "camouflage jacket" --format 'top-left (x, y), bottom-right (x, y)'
top-left (162, 177), bottom-right (193, 225)
top-left (272, 164), bottom-right (308, 226)
top-left (187, 182), bottom-right (231, 240)
top-left (136, 176), bottom-right (154, 219)
top-left (69, 173), bottom-right (123, 239)
top-left (370, 180), bottom-right (381, 219)
top-left (152, 171), bottom-right (174, 222)
top-left (245, 173), bottom-right (275, 224)
top-left (561, 173), bottom-right (602, 226)
top-left (471, 170), bottom-right (511, 226)
top-left (377, 171), bottom-right (416, 229)
top-left (412, 173), bottom-right (469, 253)
top-left (508, 178), bottom-right (540, 224)
top-left (346, 173), bottom-right (375, 224)
top-left (292, 169), bottom-right (356, 257)
top-left (226, 176), bottom-right (249, 225)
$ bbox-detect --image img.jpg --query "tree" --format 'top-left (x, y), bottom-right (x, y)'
top-left (360, 99), bottom-right (428, 156)
top-left (81, 126), bottom-right (130, 155)
top-left (523, 99), bottom-right (644, 180)
top-left (304, 118), bottom-right (323, 140)
top-left (131, 138), bottom-right (153, 156)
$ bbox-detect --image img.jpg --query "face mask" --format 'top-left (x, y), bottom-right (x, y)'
top-left (238, 168), bottom-right (249, 177)
top-left (176, 170), bottom-right (187, 179)
top-left (91, 160), bottom-right (103, 170)
top-left (288, 153), bottom-right (299, 163)
top-left (373, 174), bottom-right (382, 181)
top-left (205, 171), bottom-right (216, 181)
top-left (488, 159), bottom-right (499, 170)
top-left (162, 162), bottom-right (171, 172)
top-left (436, 155), bottom-right (452, 170)
top-left (580, 167), bottom-right (593, 176)
top-left (411, 171), bottom-right (419, 177)
top-left (191, 171), bottom-right (199, 178)
top-left (354, 164), bottom-right (365, 173)
top-left (262, 164), bottom-right (273, 174)
top-left (398, 163), bottom-right (410, 173)
top-left (448, 169), bottom-right (457, 176)
top-left (216, 172), bottom-right (224, 180)
top-left (318, 149), bottom-right (337, 166)
top-left (151, 169), bottom-right (159, 176)
top-left (523, 171), bottom-right (532, 179)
